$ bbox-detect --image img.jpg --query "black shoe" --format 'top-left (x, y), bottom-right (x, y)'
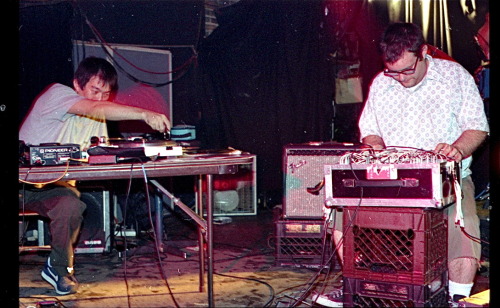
top-left (41, 257), bottom-right (79, 295)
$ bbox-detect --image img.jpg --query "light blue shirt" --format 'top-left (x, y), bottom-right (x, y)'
top-left (359, 55), bottom-right (489, 177)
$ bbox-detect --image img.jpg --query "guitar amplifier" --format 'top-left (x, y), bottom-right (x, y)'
top-left (282, 142), bottom-right (365, 219)
top-left (324, 160), bottom-right (460, 208)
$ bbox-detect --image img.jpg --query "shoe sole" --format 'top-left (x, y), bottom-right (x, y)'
top-left (311, 293), bottom-right (343, 308)
top-left (41, 270), bottom-right (73, 295)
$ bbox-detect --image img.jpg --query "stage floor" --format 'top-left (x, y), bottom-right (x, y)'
top-left (18, 207), bottom-right (489, 307)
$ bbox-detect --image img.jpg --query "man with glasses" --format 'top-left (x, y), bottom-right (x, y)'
top-left (358, 22), bottom-right (489, 306)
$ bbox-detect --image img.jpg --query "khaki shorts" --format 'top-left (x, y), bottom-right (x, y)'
top-left (446, 176), bottom-right (481, 263)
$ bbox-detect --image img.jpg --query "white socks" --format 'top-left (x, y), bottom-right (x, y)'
top-left (449, 280), bottom-right (474, 299)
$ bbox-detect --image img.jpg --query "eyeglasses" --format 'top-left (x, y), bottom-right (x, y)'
top-left (383, 57), bottom-right (419, 77)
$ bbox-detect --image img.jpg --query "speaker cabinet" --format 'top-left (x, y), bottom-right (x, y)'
top-left (282, 142), bottom-right (364, 219)
top-left (275, 219), bottom-right (333, 268)
top-left (75, 186), bottom-right (112, 254)
top-left (20, 185), bottom-right (112, 254)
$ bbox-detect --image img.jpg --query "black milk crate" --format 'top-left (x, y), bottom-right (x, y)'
top-left (343, 207), bottom-right (447, 285)
top-left (343, 273), bottom-right (449, 307)
top-left (275, 219), bottom-right (334, 268)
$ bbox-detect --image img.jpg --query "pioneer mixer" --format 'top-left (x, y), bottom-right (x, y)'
top-left (20, 142), bottom-right (82, 166)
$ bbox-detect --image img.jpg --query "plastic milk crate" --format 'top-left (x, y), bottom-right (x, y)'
top-left (343, 272), bottom-right (449, 307)
top-left (274, 219), bottom-right (334, 268)
top-left (342, 207), bottom-right (447, 285)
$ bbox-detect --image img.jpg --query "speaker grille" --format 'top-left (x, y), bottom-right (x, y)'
top-left (282, 143), bottom-right (364, 219)
top-left (283, 155), bottom-right (341, 219)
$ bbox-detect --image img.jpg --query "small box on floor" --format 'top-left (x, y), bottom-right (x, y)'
top-left (275, 219), bottom-right (336, 269)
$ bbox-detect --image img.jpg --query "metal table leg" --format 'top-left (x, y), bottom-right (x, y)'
top-left (155, 193), bottom-right (164, 252)
top-left (206, 174), bottom-right (214, 307)
top-left (197, 175), bottom-right (205, 292)
top-left (149, 179), bottom-right (212, 305)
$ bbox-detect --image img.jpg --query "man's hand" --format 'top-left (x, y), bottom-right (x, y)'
top-left (361, 135), bottom-right (386, 150)
top-left (434, 143), bottom-right (463, 162)
top-left (435, 130), bottom-right (488, 162)
top-left (142, 111), bottom-right (171, 133)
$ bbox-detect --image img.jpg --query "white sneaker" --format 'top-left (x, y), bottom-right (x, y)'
top-left (311, 288), bottom-right (343, 307)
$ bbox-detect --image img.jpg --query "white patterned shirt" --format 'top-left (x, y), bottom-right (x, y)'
top-left (359, 55), bottom-right (489, 177)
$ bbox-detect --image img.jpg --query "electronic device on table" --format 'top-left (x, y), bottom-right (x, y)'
top-left (323, 148), bottom-right (461, 209)
top-left (19, 134), bottom-right (185, 166)
top-left (86, 136), bottom-right (183, 164)
top-left (19, 141), bottom-right (82, 166)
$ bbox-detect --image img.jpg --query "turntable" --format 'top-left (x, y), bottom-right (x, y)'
top-left (87, 137), bottom-right (183, 164)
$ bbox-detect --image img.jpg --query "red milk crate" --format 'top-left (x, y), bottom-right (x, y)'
top-left (343, 272), bottom-right (449, 307)
top-left (342, 207), bottom-right (447, 285)
top-left (275, 219), bottom-right (335, 268)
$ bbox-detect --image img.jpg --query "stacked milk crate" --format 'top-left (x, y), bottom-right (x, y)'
top-left (323, 149), bottom-right (460, 307)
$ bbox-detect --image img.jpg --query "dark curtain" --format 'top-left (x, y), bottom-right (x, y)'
top-left (196, 0), bottom-right (339, 195)
top-left (18, 1), bottom-right (74, 125)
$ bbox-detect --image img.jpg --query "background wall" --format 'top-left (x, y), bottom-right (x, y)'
top-left (18, 0), bottom-right (491, 200)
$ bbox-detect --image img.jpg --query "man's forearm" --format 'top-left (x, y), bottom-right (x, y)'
top-left (71, 100), bottom-right (149, 121)
top-left (69, 100), bottom-right (171, 132)
top-left (452, 130), bottom-right (488, 158)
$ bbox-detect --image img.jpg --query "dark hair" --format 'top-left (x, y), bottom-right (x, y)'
top-left (74, 57), bottom-right (119, 94)
top-left (379, 22), bottom-right (426, 64)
